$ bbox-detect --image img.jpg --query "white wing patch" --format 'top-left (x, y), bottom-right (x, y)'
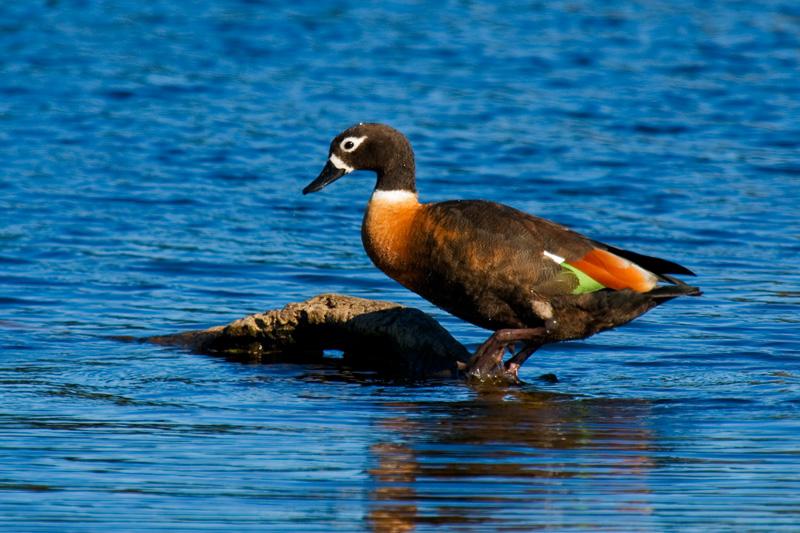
top-left (543, 250), bottom-right (566, 264)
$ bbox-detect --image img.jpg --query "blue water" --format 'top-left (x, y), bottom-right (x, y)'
top-left (2, 0), bottom-right (800, 530)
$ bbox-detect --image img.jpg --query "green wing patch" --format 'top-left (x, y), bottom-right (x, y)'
top-left (561, 262), bottom-right (606, 294)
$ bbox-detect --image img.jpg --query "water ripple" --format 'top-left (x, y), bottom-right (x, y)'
top-left (1, 0), bottom-right (799, 530)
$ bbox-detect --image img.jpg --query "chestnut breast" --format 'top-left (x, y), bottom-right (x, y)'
top-left (361, 190), bottom-right (424, 288)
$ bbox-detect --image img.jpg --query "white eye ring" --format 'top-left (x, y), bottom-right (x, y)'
top-left (340, 136), bottom-right (367, 153)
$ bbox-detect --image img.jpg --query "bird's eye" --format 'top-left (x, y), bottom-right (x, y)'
top-left (340, 136), bottom-right (367, 153)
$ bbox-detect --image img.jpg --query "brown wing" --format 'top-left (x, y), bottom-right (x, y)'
top-left (419, 200), bottom-right (595, 295)
top-left (407, 200), bottom-right (698, 331)
top-left (424, 200), bottom-right (696, 291)
top-left (402, 200), bottom-right (588, 329)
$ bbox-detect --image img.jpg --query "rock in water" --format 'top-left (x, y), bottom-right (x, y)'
top-left (146, 294), bottom-right (470, 378)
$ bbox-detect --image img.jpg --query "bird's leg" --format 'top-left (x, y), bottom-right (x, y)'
top-left (465, 328), bottom-right (547, 382)
top-left (504, 342), bottom-right (543, 382)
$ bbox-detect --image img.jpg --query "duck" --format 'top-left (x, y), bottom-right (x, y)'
top-left (302, 123), bottom-right (700, 381)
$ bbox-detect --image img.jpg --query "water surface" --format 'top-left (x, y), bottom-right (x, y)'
top-left (2, 0), bottom-right (800, 530)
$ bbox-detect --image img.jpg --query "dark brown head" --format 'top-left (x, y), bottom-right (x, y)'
top-left (303, 123), bottom-right (416, 195)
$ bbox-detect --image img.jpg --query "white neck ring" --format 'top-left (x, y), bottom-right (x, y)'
top-left (370, 190), bottom-right (418, 203)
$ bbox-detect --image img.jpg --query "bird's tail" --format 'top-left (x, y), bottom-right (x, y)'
top-left (649, 284), bottom-right (702, 299)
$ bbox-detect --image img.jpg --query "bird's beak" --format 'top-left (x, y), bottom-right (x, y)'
top-left (303, 159), bottom-right (346, 194)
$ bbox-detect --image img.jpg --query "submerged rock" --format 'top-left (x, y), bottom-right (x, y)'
top-left (146, 293), bottom-right (470, 378)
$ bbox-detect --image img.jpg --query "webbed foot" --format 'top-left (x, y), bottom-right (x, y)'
top-left (463, 327), bottom-right (546, 383)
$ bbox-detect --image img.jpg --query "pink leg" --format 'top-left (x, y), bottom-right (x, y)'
top-left (504, 342), bottom-right (542, 382)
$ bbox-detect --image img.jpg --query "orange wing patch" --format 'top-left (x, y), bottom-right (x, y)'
top-left (568, 249), bottom-right (657, 293)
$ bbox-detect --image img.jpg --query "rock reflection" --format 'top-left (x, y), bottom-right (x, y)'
top-left (368, 389), bottom-right (656, 531)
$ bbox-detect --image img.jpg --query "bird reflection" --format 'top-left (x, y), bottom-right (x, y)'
top-left (368, 389), bottom-right (656, 532)
top-left (368, 438), bottom-right (419, 533)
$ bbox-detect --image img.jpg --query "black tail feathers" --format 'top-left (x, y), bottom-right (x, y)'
top-left (649, 284), bottom-right (702, 299)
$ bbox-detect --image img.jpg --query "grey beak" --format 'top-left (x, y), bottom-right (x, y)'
top-left (303, 160), bottom-right (346, 194)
